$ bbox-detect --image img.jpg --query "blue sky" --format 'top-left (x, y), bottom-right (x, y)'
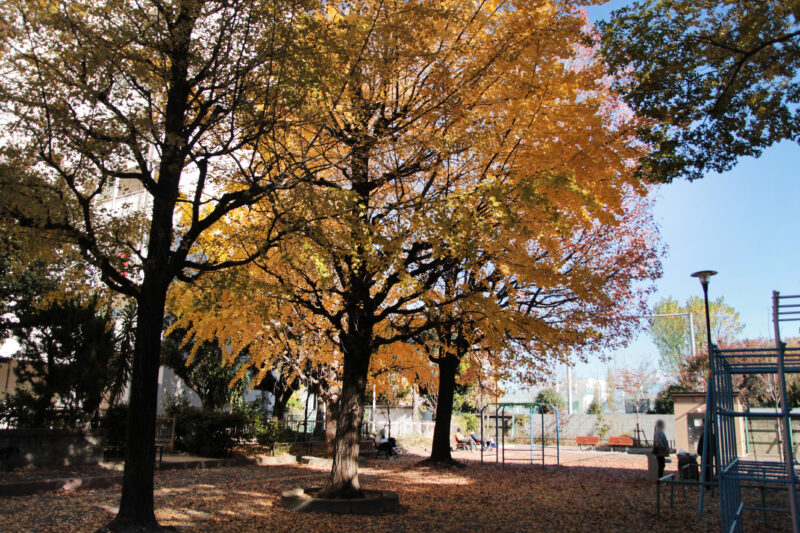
top-left (568, 141), bottom-right (800, 381)
top-left (556, 2), bottom-right (800, 383)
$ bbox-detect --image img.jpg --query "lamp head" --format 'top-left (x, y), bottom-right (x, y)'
top-left (691, 270), bottom-right (718, 286)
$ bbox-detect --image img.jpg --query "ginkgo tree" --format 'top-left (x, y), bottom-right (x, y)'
top-left (172, 0), bottom-right (660, 499)
top-left (0, 1), bottom-right (320, 530)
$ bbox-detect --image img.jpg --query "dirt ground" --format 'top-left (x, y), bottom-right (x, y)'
top-left (0, 446), bottom-right (792, 532)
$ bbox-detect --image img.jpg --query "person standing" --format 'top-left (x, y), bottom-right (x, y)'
top-left (697, 419), bottom-right (715, 482)
top-left (653, 419), bottom-right (670, 478)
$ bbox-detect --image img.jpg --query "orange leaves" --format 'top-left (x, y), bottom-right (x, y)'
top-left (165, 0), bottom-right (664, 412)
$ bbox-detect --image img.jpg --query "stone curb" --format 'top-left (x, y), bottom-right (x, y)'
top-left (281, 488), bottom-right (400, 515)
top-left (299, 456), bottom-right (333, 467)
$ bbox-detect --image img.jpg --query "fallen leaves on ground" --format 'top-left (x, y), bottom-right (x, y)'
top-left (0, 448), bottom-right (791, 532)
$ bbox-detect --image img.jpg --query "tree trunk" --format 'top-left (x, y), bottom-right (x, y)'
top-left (324, 395), bottom-right (338, 457)
top-left (103, 285), bottom-right (168, 532)
top-left (319, 332), bottom-right (371, 498)
top-left (313, 397), bottom-right (326, 440)
top-left (271, 375), bottom-right (298, 420)
top-left (429, 355), bottom-right (459, 462)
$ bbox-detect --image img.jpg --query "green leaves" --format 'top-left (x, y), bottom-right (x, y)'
top-left (598, 0), bottom-right (800, 182)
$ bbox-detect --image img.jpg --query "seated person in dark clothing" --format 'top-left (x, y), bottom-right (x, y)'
top-left (374, 430), bottom-right (398, 456)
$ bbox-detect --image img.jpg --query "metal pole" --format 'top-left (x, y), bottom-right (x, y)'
top-left (689, 312), bottom-right (697, 358)
top-left (541, 406), bottom-right (547, 466)
top-left (501, 406), bottom-right (506, 466)
top-left (699, 278), bottom-right (714, 513)
top-left (555, 406), bottom-right (560, 465)
top-left (495, 405), bottom-right (500, 465)
top-left (530, 405), bottom-right (534, 465)
top-left (773, 291), bottom-right (800, 532)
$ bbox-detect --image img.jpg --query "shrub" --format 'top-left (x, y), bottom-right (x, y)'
top-left (450, 412), bottom-right (480, 434)
top-left (101, 404), bottom-right (129, 447)
top-left (257, 418), bottom-right (288, 446)
top-left (654, 384), bottom-right (688, 414)
top-left (535, 387), bottom-right (565, 413)
top-left (587, 399), bottom-right (603, 415)
top-left (0, 391), bottom-right (41, 428)
top-left (163, 391), bottom-right (193, 418)
top-left (233, 401), bottom-right (269, 435)
top-left (461, 412), bottom-right (479, 433)
top-left (594, 413), bottom-right (611, 439)
top-left (177, 409), bottom-right (249, 457)
top-left (162, 395), bottom-right (251, 457)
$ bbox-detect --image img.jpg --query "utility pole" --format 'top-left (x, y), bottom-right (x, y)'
top-left (567, 366), bottom-right (573, 414)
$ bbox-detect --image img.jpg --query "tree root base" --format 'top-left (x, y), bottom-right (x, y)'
top-left (282, 487), bottom-right (400, 514)
top-left (95, 519), bottom-right (177, 533)
top-left (416, 457), bottom-right (466, 469)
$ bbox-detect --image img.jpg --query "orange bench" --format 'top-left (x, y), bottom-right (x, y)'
top-left (454, 435), bottom-right (472, 451)
top-left (608, 436), bottom-right (634, 451)
top-left (576, 436), bottom-right (599, 450)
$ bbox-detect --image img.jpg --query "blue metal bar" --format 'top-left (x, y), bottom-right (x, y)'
top-left (774, 291), bottom-right (800, 533)
top-left (529, 405), bottom-right (534, 465)
top-left (553, 405), bottom-right (560, 466)
top-left (481, 403), bottom-right (561, 468)
top-left (699, 356), bottom-right (714, 514)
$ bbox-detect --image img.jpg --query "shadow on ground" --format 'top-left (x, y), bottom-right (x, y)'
top-left (0, 449), bottom-right (791, 532)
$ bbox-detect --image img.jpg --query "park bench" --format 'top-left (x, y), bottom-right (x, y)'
top-left (576, 436), bottom-right (599, 450)
top-left (153, 416), bottom-right (175, 464)
top-left (105, 416), bottom-right (174, 465)
top-left (608, 436), bottom-right (634, 452)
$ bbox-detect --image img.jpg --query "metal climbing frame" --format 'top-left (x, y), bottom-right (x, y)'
top-left (479, 403), bottom-right (560, 467)
top-left (709, 291), bottom-right (800, 533)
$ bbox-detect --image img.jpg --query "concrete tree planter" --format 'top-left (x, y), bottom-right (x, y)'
top-left (281, 488), bottom-right (400, 515)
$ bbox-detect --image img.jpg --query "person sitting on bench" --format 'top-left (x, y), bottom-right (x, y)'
top-left (375, 430), bottom-right (398, 456)
top-left (455, 428), bottom-right (476, 451)
top-left (469, 431), bottom-right (494, 449)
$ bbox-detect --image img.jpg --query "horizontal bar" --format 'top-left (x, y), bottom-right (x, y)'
top-left (777, 294), bottom-right (800, 299)
top-left (778, 311), bottom-right (800, 315)
top-left (742, 506), bottom-right (791, 514)
top-left (779, 318), bottom-right (800, 322)
top-left (723, 367), bottom-right (800, 374)
top-left (658, 478), bottom-right (718, 487)
top-left (717, 347), bottom-right (800, 353)
top-left (778, 304), bottom-right (800, 308)
top-left (718, 410), bottom-right (800, 418)
top-left (722, 474), bottom-right (794, 483)
top-left (723, 465), bottom-right (797, 474)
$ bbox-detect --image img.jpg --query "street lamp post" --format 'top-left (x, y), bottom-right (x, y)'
top-left (692, 270), bottom-right (717, 513)
top-left (692, 270), bottom-right (717, 352)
